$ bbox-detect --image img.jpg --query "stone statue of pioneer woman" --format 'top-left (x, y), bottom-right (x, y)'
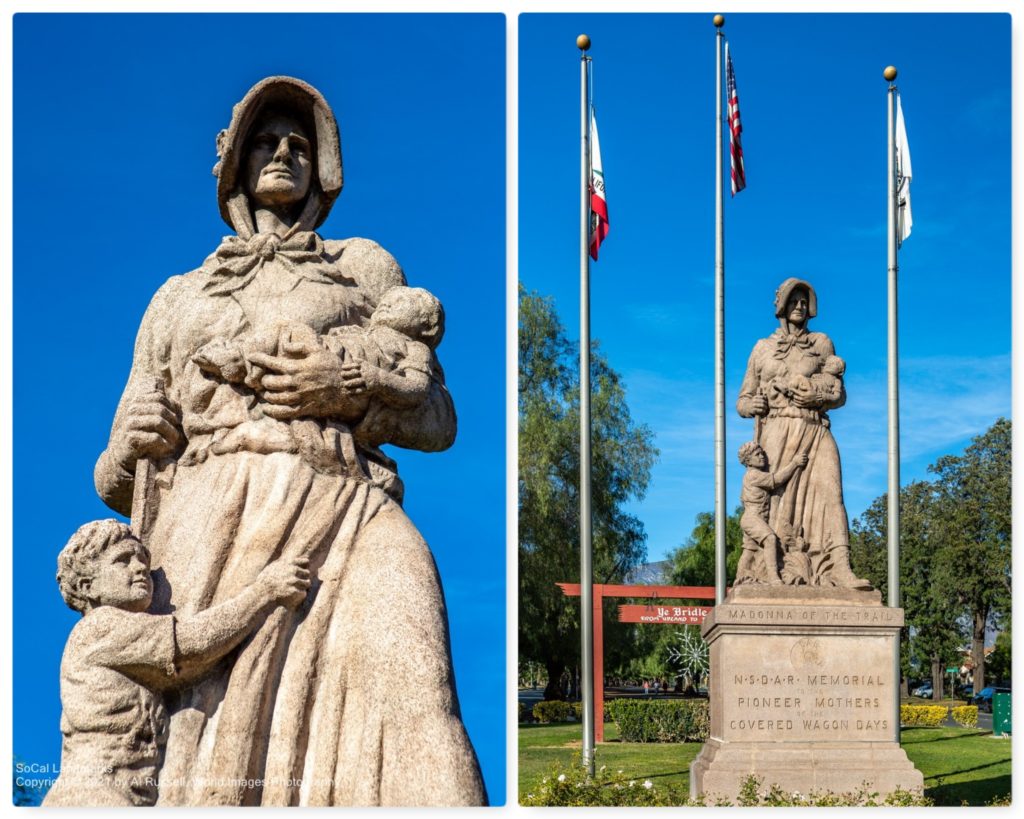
top-left (735, 277), bottom-right (871, 590)
top-left (94, 76), bottom-right (486, 806)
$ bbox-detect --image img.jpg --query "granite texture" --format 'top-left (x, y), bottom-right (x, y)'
top-left (60, 76), bottom-right (484, 807)
top-left (690, 590), bottom-right (923, 800)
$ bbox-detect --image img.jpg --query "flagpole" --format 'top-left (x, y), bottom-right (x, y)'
top-left (713, 14), bottom-right (727, 606)
top-left (577, 32), bottom-right (595, 778)
top-left (884, 63), bottom-right (901, 745)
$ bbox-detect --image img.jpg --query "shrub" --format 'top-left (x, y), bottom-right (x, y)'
top-left (900, 704), bottom-right (948, 727)
top-left (571, 701), bottom-right (612, 721)
top-left (520, 763), bottom-right (933, 807)
top-left (518, 701), bottom-right (530, 723)
top-left (951, 705), bottom-right (979, 728)
top-left (606, 698), bottom-right (709, 742)
top-left (532, 700), bottom-right (575, 723)
top-left (520, 757), bottom-right (691, 806)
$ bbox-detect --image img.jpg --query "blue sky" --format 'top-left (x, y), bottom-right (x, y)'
top-left (12, 13), bottom-right (505, 802)
top-left (520, 12), bottom-right (1012, 566)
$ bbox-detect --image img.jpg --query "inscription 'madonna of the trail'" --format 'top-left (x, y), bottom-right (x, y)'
top-left (722, 606), bottom-right (900, 623)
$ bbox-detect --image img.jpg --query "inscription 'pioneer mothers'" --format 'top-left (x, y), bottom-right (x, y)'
top-left (721, 634), bottom-right (894, 742)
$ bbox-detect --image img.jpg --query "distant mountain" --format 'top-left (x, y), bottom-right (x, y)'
top-left (624, 560), bottom-right (672, 585)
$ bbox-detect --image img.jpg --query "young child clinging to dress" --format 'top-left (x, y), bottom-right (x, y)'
top-left (736, 442), bottom-right (808, 585)
top-left (43, 520), bottom-right (310, 807)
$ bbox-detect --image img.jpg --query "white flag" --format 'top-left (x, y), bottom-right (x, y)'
top-left (895, 93), bottom-right (913, 245)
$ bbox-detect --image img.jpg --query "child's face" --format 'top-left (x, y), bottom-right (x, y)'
top-left (373, 292), bottom-right (432, 337)
top-left (373, 292), bottom-right (412, 327)
top-left (84, 538), bottom-right (153, 612)
top-left (747, 448), bottom-right (767, 468)
top-left (824, 357), bottom-right (845, 376)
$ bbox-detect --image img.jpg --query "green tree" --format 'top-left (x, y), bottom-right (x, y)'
top-left (986, 627), bottom-right (1011, 686)
top-left (668, 507), bottom-right (743, 587)
top-left (608, 509), bottom-right (740, 691)
top-left (519, 287), bottom-right (658, 700)
top-left (850, 481), bottom-right (964, 699)
top-left (929, 418), bottom-right (1012, 694)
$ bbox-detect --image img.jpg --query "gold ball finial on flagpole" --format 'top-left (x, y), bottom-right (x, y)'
top-left (883, 66), bottom-right (898, 82)
top-left (577, 34), bottom-right (591, 51)
top-left (713, 14), bottom-right (725, 27)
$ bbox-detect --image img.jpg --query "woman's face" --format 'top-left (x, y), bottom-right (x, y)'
top-left (245, 114), bottom-right (313, 208)
top-left (785, 288), bottom-right (810, 325)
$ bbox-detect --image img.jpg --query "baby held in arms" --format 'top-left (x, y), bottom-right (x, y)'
top-left (192, 285), bottom-right (445, 427)
top-left (43, 520), bottom-right (310, 807)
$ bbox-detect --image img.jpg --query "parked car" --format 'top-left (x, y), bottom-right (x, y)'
top-left (912, 683), bottom-right (933, 698)
top-left (972, 686), bottom-right (1011, 713)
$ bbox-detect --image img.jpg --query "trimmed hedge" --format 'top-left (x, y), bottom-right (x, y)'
top-left (951, 705), bottom-right (979, 728)
top-left (606, 698), bottom-right (710, 743)
top-left (532, 700), bottom-right (575, 723)
top-left (571, 701), bottom-right (612, 722)
top-left (900, 704), bottom-right (948, 727)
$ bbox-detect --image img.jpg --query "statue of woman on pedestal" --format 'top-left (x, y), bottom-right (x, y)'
top-left (735, 277), bottom-right (871, 590)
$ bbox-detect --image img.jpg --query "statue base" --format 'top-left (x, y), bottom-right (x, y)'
top-left (689, 587), bottom-right (923, 801)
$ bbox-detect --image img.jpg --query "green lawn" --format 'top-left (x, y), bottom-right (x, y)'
top-left (519, 723), bottom-right (1011, 806)
top-left (902, 695), bottom-right (970, 706)
top-left (902, 726), bottom-right (1012, 805)
top-left (519, 723), bottom-right (701, 798)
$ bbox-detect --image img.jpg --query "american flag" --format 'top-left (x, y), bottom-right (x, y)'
top-left (725, 41), bottom-right (746, 195)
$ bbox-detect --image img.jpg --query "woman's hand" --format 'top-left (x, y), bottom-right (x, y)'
top-left (747, 394), bottom-right (769, 416)
top-left (789, 380), bottom-right (819, 408)
top-left (249, 337), bottom-right (361, 420)
top-left (112, 383), bottom-right (183, 470)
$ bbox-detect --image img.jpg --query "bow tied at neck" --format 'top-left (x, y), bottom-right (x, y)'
top-left (250, 233), bottom-right (282, 261)
top-left (771, 328), bottom-right (817, 359)
top-left (200, 231), bottom-right (352, 296)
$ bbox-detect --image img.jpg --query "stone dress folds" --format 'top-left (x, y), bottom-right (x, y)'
top-left (736, 329), bottom-right (850, 569)
top-left (96, 234), bottom-right (485, 806)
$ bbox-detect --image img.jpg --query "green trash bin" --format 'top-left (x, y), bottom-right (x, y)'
top-left (993, 692), bottom-right (1011, 737)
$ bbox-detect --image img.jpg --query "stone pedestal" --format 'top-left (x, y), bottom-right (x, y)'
top-left (690, 587), bottom-right (924, 800)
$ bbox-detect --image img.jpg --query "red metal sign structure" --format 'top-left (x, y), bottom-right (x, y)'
top-left (557, 583), bottom-right (717, 742)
